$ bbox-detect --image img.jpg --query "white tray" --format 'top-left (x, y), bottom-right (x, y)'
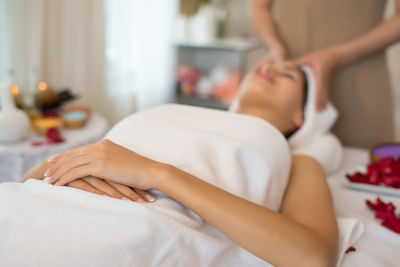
top-left (343, 166), bottom-right (400, 198)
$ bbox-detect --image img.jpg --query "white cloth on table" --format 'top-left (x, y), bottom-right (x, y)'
top-left (328, 148), bottom-right (400, 267)
top-left (0, 113), bottom-right (108, 183)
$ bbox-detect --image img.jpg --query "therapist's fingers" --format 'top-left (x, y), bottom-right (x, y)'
top-left (312, 65), bottom-right (328, 111)
top-left (316, 82), bottom-right (329, 111)
top-left (67, 179), bottom-right (104, 196)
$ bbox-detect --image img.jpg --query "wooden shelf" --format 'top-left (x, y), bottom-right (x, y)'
top-left (175, 38), bottom-right (260, 52)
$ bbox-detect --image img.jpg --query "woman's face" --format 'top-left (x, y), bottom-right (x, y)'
top-left (237, 61), bottom-right (306, 135)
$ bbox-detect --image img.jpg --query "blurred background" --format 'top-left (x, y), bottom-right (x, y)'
top-left (0, 0), bottom-right (399, 135)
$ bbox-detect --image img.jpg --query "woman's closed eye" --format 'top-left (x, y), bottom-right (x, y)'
top-left (279, 72), bottom-right (295, 81)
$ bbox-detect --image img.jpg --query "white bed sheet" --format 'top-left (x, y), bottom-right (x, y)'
top-left (328, 148), bottom-right (400, 267)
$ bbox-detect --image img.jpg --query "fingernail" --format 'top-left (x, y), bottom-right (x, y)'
top-left (44, 169), bottom-right (50, 177)
top-left (54, 181), bottom-right (60, 186)
top-left (122, 197), bottom-right (130, 201)
top-left (48, 156), bottom-right (56, 162)
top-left (137, 198), bottom-right (145, 203)
top-left (43, 177), bottom-right (51, 183)
top-left (145, 194), bottom-right (155, 202)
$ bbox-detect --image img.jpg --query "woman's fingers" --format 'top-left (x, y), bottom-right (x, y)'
top-left (135, 189), bottom-right (156, 202)
top-left (48, 143), bottom-right (94, 164)
top-left (107, 181), bottom-right (148, 203)
top-left (46, 146), bottom-right (98, 177)
top-left (82, 176), bottom-right (125, 199)
top-left (67, 176), bottom-right (153, 203)
top-left (67, 179), bottom-right (104, 195)
top-left (48, 154), bottom-right (98, 184)
top-left (54, 164), bottom-right (98, 186)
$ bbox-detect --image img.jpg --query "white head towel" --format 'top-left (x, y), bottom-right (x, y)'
top-left (288, 66), bottom-right (339, 149)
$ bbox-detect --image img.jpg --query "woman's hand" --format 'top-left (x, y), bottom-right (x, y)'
top-left (45, 139), bottom-right (165, 190)
top-left (65, 176), bottom-right (155, 203)
top-left (294, 47), bottom-right (341, 111)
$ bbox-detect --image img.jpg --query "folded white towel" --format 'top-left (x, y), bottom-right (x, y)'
top-left (287, 66), bottom-right (343, 174)
top-left (288, 66), bottom-right (339, 149)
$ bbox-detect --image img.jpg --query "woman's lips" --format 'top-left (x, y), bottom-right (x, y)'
top-left (253, 73), bottom-right (275, 84)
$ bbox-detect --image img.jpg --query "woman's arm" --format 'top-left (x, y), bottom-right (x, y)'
top-left (47, 140), bottom-right (338, 267)
top-left (158, 155), bottom-right (338, 267)
top-left (295, 0), bottom-right (400, 110)
top-left (251, 0), bottom-right (286, 61)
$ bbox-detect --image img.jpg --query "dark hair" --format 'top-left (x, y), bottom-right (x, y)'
top-left (284, 69), bottom-right (308, 139)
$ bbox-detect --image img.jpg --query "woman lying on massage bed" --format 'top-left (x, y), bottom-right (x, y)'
top-left (21, 62), bottom-right (338, 267)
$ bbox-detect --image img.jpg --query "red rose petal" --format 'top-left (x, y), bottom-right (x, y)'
top-left (347, 172), bottom-right (368, 183)
top-left (345, 246), bottom-right (356, 253)
top-left (382, 175), bottom-right (400, 188)
top-left (347, 157), bottom-right (400, 189)
top-left (31, 141), bottom-right (43, 147)
top-left (46, 128), bottom-right (65, 143)
top-left (366, 198), bottom-right (400, 234)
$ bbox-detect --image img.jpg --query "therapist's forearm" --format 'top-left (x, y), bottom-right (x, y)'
top-left (251, 0), bottom-right (283, 49)
top-left (333, 14), bottom-right (400, 67)
top-left (156, 165), bottom-right (330, 267)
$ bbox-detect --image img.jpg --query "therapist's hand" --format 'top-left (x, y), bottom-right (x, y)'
top-left (45, 139), bottom-right (165, 191)
top-left (257, 46), bottom-right (287, 67)
top-left (294, 47), bottom-right (341, 111)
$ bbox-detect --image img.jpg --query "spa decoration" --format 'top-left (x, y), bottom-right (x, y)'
top-left (46, 128), bottom-right (64, 143)
top-left (366, 197), bottom-right (400, 234)
top-left (346, 157), bottom-right (400, 189)
top-left (10, 84), bottom-right (23, 109)
top-left (176, 64), bottom-right (239, 102)
top-left (177, 65), bottom-right (201, 95)
top-left (63, 111), bottom-right (88, 128)
top-left (371, 143), bottom-right (400, 162)
top-left (34, 82), bottom-right (58, 110)
top-left (66, 105), bottom-right (91, 118)
top-left (34, 117), bottom-right (63, 136)
top-left (0, 84), bottom-right (31, 143)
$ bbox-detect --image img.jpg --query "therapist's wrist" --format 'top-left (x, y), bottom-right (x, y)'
top-left (330, 44), bottom-right (355, 68)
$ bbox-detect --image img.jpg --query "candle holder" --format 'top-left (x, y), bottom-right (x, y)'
top-left (34, 82), bottom-right (58, 110)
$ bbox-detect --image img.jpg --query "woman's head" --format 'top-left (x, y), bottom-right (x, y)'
top-left (237, 61), bottom-right (307, 136)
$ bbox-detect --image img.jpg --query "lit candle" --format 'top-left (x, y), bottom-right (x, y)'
top-left (10, 84), bottom-right (23, 108)
top-left (34, 81), bottom-right (58, 110)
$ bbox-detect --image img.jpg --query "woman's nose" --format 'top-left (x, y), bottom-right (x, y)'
top-left (259, 63), bottom-right (276, 75)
